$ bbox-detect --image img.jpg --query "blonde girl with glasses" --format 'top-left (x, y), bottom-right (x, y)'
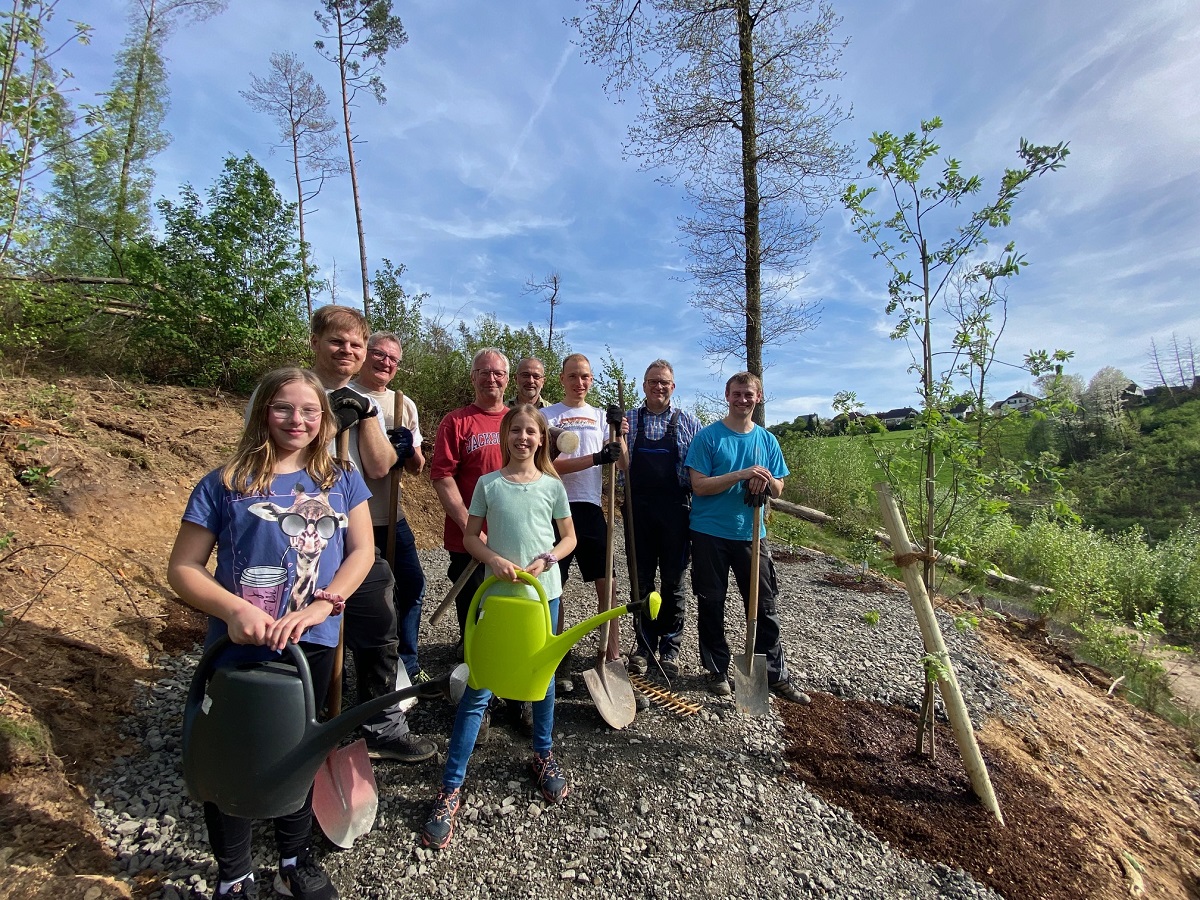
top-left (167, 366), bottom-right (374, 900)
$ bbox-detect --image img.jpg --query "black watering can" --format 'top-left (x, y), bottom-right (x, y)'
top-left (182, 636), bottom-right (467, 819)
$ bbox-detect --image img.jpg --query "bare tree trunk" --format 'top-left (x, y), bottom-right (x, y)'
top-left (290, 127), bottom-right (313, 319)
top-left (736, 0), bottom-right (764, 425)
top-left (333, 5), bottom-right (372, 318)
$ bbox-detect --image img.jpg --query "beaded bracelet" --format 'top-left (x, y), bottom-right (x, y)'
top-left (314, 588), bottom-right (346, 615)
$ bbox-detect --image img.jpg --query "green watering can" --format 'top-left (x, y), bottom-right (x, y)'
top-left (464, 571), bottom-right (660, 702)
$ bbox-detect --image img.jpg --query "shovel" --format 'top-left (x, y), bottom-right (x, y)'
top-left (313, 739), bottom-right (377, 848)
top-left (732, 503), bottom-right (770, 716)
top-left (582, 400), bottom-right (636, 729)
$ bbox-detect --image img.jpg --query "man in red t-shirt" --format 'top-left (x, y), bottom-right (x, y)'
top-left (431, 348), bottom-right (509, 643)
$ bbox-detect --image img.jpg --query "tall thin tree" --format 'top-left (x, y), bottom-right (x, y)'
top-left (314, 0), bottom-right (406, 319)
top-left (242, 51), bottom-right (345, 319)
top-left (573, 0), bottom-right (853, 424)
top-left (109, 0), bottom-right (227, 260)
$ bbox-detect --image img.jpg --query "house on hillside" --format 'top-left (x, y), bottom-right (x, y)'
top-left (990, 391), bottom-right (1038, 414)
top-left (948, 401), bottom-right (973, 421)
top-left (876, 407), bottom-right (918, 428)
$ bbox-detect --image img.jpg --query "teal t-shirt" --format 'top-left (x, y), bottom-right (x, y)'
top-left (684, 422), bottom-right (788, 541)
top-left (468, 470), bottom-right (571, 598)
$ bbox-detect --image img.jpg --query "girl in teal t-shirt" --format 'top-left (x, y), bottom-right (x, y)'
top-left (421, 404), bottom-right (577, 850)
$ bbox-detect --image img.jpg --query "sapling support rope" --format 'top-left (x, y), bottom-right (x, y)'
top-left (874, 482), bottom-right (1005, 825)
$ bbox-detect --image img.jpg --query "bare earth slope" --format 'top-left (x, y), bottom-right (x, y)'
top-left (0, 375), bottom-right (1197, 899)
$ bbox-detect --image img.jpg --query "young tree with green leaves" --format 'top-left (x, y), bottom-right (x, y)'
top-left (572, 0), bottom-right (853, 424)
top-left (241, 51), bottom-right (345, 319)
top-left (842, 118), bottom-right (1070, 590)
top-left (46, 0), bottom-right (226, 277)
top-left (0, 0), bottom-right (89, 267)
top-left (314, 0), bottom-right (407, 319)
top-left (128, 153), bottom-right (308, 389)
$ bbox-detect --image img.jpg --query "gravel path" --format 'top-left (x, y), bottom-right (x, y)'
top-left (91, 543), bottom-right (1020, 899)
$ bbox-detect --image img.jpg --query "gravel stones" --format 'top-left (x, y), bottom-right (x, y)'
top-left (89, 546), bottom-right (1007, 899)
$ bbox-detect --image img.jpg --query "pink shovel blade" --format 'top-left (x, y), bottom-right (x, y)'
top-left (312, 738), bottom-right (378, 848)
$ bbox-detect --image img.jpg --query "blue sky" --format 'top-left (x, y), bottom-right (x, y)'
top-left (51, 0), bottom-right (1200, 423)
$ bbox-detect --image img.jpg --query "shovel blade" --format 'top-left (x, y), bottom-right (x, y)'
top-left (732, 653), bottom-right (771, 717)
top-left (581, 661), bottom-right (637, 730)
top-left (312, 739), bottom-right (378, 848)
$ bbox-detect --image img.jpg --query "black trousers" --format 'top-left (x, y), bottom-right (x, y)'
top-left (690, 530), bottom-right (789, 685)
top-left (631, 495), bottom-right (690, 659)
top-left (204, 643), bottom-right (333, 882)
top-left (342, 550), bottom-right (407, 742)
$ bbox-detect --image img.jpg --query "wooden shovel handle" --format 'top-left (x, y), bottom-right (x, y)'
top-left (744, 504), bottom-right (762, 670)
top-left (386, 389), bottom-right (404, 561)
top-left (328, 429), bottom-right (351, 717)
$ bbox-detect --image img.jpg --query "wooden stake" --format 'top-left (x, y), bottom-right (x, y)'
top-left (874, 482), bottom-right (1004, 825)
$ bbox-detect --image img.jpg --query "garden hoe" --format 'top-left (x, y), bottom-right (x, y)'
top-left (582, 401), bottom-right (637, 728)
top-left (731, 502), bottom-right (771, 716)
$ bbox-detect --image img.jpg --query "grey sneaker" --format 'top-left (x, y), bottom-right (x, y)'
top-left (770, 681), bottom-right (811, 705)
top-left (660, 655), bottom-right (681, 678)
top-left (705, 671), bottom-right (732, 697)
top-left (628, 653), bottom-right (649, 675)
top-left (366, 733), bottom-right (437, 763)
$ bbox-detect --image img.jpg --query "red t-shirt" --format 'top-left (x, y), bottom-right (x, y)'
top-left (431, 404), bottom-right (506, 553)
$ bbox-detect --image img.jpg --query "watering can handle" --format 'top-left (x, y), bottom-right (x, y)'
top-left (186, 635), bottom-right (317, 723)
top-left (463, 570), bottom-right (551, 659)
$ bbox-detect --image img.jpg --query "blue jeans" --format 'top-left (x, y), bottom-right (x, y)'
top-left (441, 597), bottom-right (560, 791)
top-left (373, 520), bottom-right (427, 678)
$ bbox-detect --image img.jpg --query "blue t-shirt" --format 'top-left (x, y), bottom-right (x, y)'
top-left (684, 422), bottom-right (788, 541)
top-left (182, 466), bottom-right (371, 652)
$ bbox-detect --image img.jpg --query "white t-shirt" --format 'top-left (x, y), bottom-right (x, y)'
top-left (351, 383), bottom-right (423, 526)
top-left (542, 401), bottom-right (609, 506)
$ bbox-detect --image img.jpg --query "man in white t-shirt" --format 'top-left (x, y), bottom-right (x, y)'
top-left (542, 354), bottom-right (627, 682)
top-left (351, 331), bottom-right (429, 685)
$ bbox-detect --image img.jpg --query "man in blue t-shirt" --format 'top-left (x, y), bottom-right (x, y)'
top-left (684, 371), bottom-right (810, 704)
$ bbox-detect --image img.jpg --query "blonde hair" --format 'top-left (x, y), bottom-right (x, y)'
top-left (222, 368), bottom-right (346, 496)
top-left (312, 304), bottom-right (369, 342)
top-left (500, 405), bottom-right (559, 478)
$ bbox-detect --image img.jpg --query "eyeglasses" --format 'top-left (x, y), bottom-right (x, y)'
top-left (646, 379), bottom-right (673, 388)
top-left (473, 369), bottom-right (508, 380)
top-left (269, 403), bottom-right (323, 422)
top-left (369, 348), bottom-right (401, 366)
top-left (279, 513), bottom-right (339, 540)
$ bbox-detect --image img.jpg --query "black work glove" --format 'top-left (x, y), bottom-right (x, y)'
top-left (742, 480), bottom-right (770, 507)
top-left (388, 425), bottom-right (415, 462)
top-left (592, 441), bottom-right (622, 467)
top-left (606, 403), bottom-right (624, 429)
top-left (329, 387), bottom-right (375, 435)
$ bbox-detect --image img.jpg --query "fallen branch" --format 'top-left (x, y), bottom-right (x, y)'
top-left (770, 498), bottom-right (1053, 595)
top-left (0, 543), bottom-right (146, 641)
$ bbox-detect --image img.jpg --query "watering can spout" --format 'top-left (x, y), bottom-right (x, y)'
top-left (464, 572), bottom-right (661, 702)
